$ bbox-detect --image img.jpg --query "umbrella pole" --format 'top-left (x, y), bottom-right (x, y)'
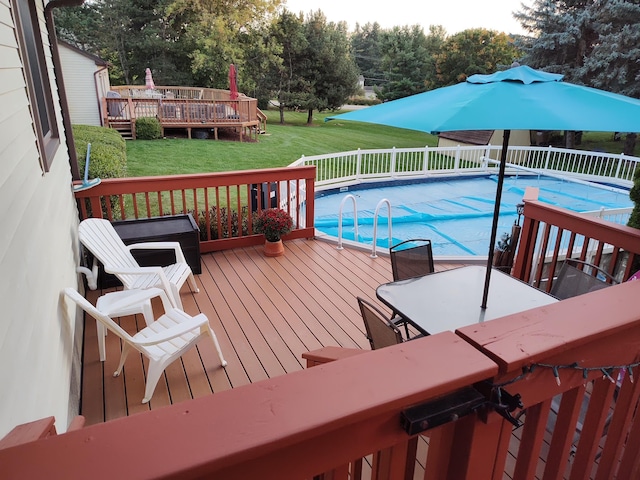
top-left (481, 129), bottom-right (511, 309)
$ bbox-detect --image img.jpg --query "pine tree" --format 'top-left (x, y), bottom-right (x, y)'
top-left (351, 22), bottom-right (384, 88)
top-left (514, 0), bottom-right (598, 82)
top-left (375, 25), bottom-right (433, 101)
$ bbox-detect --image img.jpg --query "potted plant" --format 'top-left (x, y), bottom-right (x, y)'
top-left (254, 207), bottom-right (293, 257)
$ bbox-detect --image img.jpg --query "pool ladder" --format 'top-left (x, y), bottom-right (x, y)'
top-left (336, 195), bottom-right (392, 258)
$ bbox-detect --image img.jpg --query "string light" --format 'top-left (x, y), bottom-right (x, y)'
top-left (483, 360), bottom-right (639, 428)
top-left (489, 360), bottom-right (640, 390)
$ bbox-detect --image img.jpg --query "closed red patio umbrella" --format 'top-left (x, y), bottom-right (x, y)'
top-left (229, 64), bottom-right (238, 100)
top-left (145, 68), bottom-right (155, 90)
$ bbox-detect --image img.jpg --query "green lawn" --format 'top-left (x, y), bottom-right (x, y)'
top-left (125, 109), bottom-right (437, 177)
top-left (575, 131), bottom-right (640, 157)
top-left (125, 109), bottom-right (640, 177)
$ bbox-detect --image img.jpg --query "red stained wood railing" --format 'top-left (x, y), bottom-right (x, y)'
top-left (0, 331), bottom-right (499, 479)
top-left (3, 284), bottom-right (640, 479)
top-left (512, 199), bottom-right (640, 291)
top-left (104, 97), bottom-right (260, 131)
top-left (456, 281), bottom-right (640, 480)
top-left (73, 166), bottom-right (316, 252)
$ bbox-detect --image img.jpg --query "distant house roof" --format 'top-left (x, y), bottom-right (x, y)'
top-left (57, 39), bottom-right (108, 66)
top-left (438, 130), bottom-right (494, 145)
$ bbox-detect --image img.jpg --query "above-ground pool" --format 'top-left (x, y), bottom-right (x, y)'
top-left (314, 175), bottom-right (633, 256)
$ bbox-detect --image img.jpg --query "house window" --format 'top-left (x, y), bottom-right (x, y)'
top-left (12, 0), bottom-right (60, 172)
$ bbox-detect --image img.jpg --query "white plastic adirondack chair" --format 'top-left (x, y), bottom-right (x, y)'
top-left (93, 288), bottom-right (173, 362)
top-left (78, 218), bottom-right (199, 309)
top-left (64, 287), bottom-right (227, 403)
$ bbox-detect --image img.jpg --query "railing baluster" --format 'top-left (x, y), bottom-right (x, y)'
top-left (144, 192), bottom-right (151, 217)
top-left (132, 193), bottom-right (139, 218)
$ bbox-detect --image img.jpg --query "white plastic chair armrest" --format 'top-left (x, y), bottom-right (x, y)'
top-left (104, 265), bottom-right (164, 276)
top-left (133, 313), bottom-right (207, 346)
top-left (98, 288), bottom-right (167, 316)
top-left (103, 266), bottom-right (176, 306)
top-left (126, 242), bottom-right (188, 264)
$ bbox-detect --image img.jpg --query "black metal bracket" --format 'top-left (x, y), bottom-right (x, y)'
top-left (489, 387), bottom-right (524, 428)
top-left (400, 386), bottom-right (486, 435)
top-left (401, 384), bottom-right (525, 435)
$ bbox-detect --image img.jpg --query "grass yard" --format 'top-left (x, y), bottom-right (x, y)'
top-left (576, 131), bottom-right (640, 157)
top-left (125, 109), bottom-right (438, 177)
top-left (124, 109), bottom-right (640, 177)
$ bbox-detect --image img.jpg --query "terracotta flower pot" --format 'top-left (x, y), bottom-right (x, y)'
top-left (264, 239), bottom-right (284, 257)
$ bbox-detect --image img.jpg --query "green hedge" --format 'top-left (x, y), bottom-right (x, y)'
top-left (347, 96), bottom-right (382, 106)
top-left (72, 125), bottom-right (127, 179)
top-left (135, 117), bottom-right (162, 140)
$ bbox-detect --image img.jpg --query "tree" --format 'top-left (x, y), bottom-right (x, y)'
top-left (170, 0), bottom-right (283, 89)
top-left (433, 28), bottom-right (521, 87)
top-left (292, 11), bottom-right (358, 124)
top-left (53, 2), bottom-right (102, 52)
top-left (54, 0), bottom-right (197, 86)
top-left (241, 27), bottom-right (284, 110)
top-left (269, 10), bottom-right (310, 123)
top-left (516, 0), bottom-right (640, 152)
top-left (374, 25), bottom-right (433, 101)
top-left (422, 25), bottom-right (448, 90)
top-left (514, 1), bottom-right (599, 82)
top-left (577, 1), bottom-right (640, 98)
top-left (351, 22), bottom-right (384, 87)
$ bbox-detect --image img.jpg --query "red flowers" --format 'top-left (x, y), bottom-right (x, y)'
top-left (254, 208), bottom-right (293, 242)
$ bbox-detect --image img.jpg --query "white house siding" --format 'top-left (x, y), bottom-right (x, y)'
top-left (58, 42), bottom-right (106, 126)
top-left (0, 0), bottom-right (82, 437)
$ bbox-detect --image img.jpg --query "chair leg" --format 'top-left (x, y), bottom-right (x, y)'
top-left (97, 321), bottom-right (107, 362)
top-left (169, 284), bottom-right (184, 310)
top-left (142, 360), bottom-right (168, 404)
top-left (207, 326), bottom-right (228, 367)
top-left (403, 321), bottom-right (410, 339)
top-left (188, 272), bottom-right (200, 293)
top-left (113, 343), bottom-right (132, 377)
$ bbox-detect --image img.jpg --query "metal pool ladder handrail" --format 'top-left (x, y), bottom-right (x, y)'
top-left (371, 198), bottom-right (392, 258)
top-left (337, 194), bottom-right (358, 250)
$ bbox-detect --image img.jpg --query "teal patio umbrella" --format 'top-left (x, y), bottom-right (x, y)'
top-left (327, 65), bottom-right (640, 308)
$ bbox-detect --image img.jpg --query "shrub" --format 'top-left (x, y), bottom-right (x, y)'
top-left (72, 125), bottom-right (127, 218)
top-left (347, 96), bottom-right (382, 106)
top-left (135, 117), bottom-right (162, 140)
top-left (72, 124), bottom-right (127, 179)
top-left (191, 207), bottom-right (250, 241)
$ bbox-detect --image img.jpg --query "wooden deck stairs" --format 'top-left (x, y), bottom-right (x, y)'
top-left (108, 120), bottom-right (134, 140)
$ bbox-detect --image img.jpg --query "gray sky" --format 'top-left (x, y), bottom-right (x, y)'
top-left (284, 0), bottom-right (529, 35)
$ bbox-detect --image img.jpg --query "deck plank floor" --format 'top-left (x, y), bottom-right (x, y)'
top-left (81, 238), bottom-right (465, 424)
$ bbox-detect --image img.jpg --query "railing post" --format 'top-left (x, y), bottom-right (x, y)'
top-left (544, 145), bottom-right (553, 171)
top-left (423, 145), bottom-right (430, 176)
top-left (485, 144), bottom-right (492, 169)
top-left (356, 148), bottom-right (362, 180)
top-left (454, 145), bottom-right (461, 171)
top-left (511, 214), bottom-right (537, 282)
top-left (615, 152), bottom-right (624, 181)
top-left (305, 173), bottom-right (315, 237)
top-left (390, 147), bottom-right (397, 178)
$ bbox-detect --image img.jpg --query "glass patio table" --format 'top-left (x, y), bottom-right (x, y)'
top-left (376, 265), bottom-right (558, 335)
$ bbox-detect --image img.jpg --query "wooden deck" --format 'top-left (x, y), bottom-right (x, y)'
top-left (78, 238), bottom-right (602, 480)
top-left (81, 238), bottom-right (460, 425)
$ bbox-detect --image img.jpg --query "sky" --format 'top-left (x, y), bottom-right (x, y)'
top-left (284, 0), bottom-right (529, 36)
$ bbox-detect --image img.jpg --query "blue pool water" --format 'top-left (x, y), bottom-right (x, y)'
top-left (314, 175), bottom-right (633, 256)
